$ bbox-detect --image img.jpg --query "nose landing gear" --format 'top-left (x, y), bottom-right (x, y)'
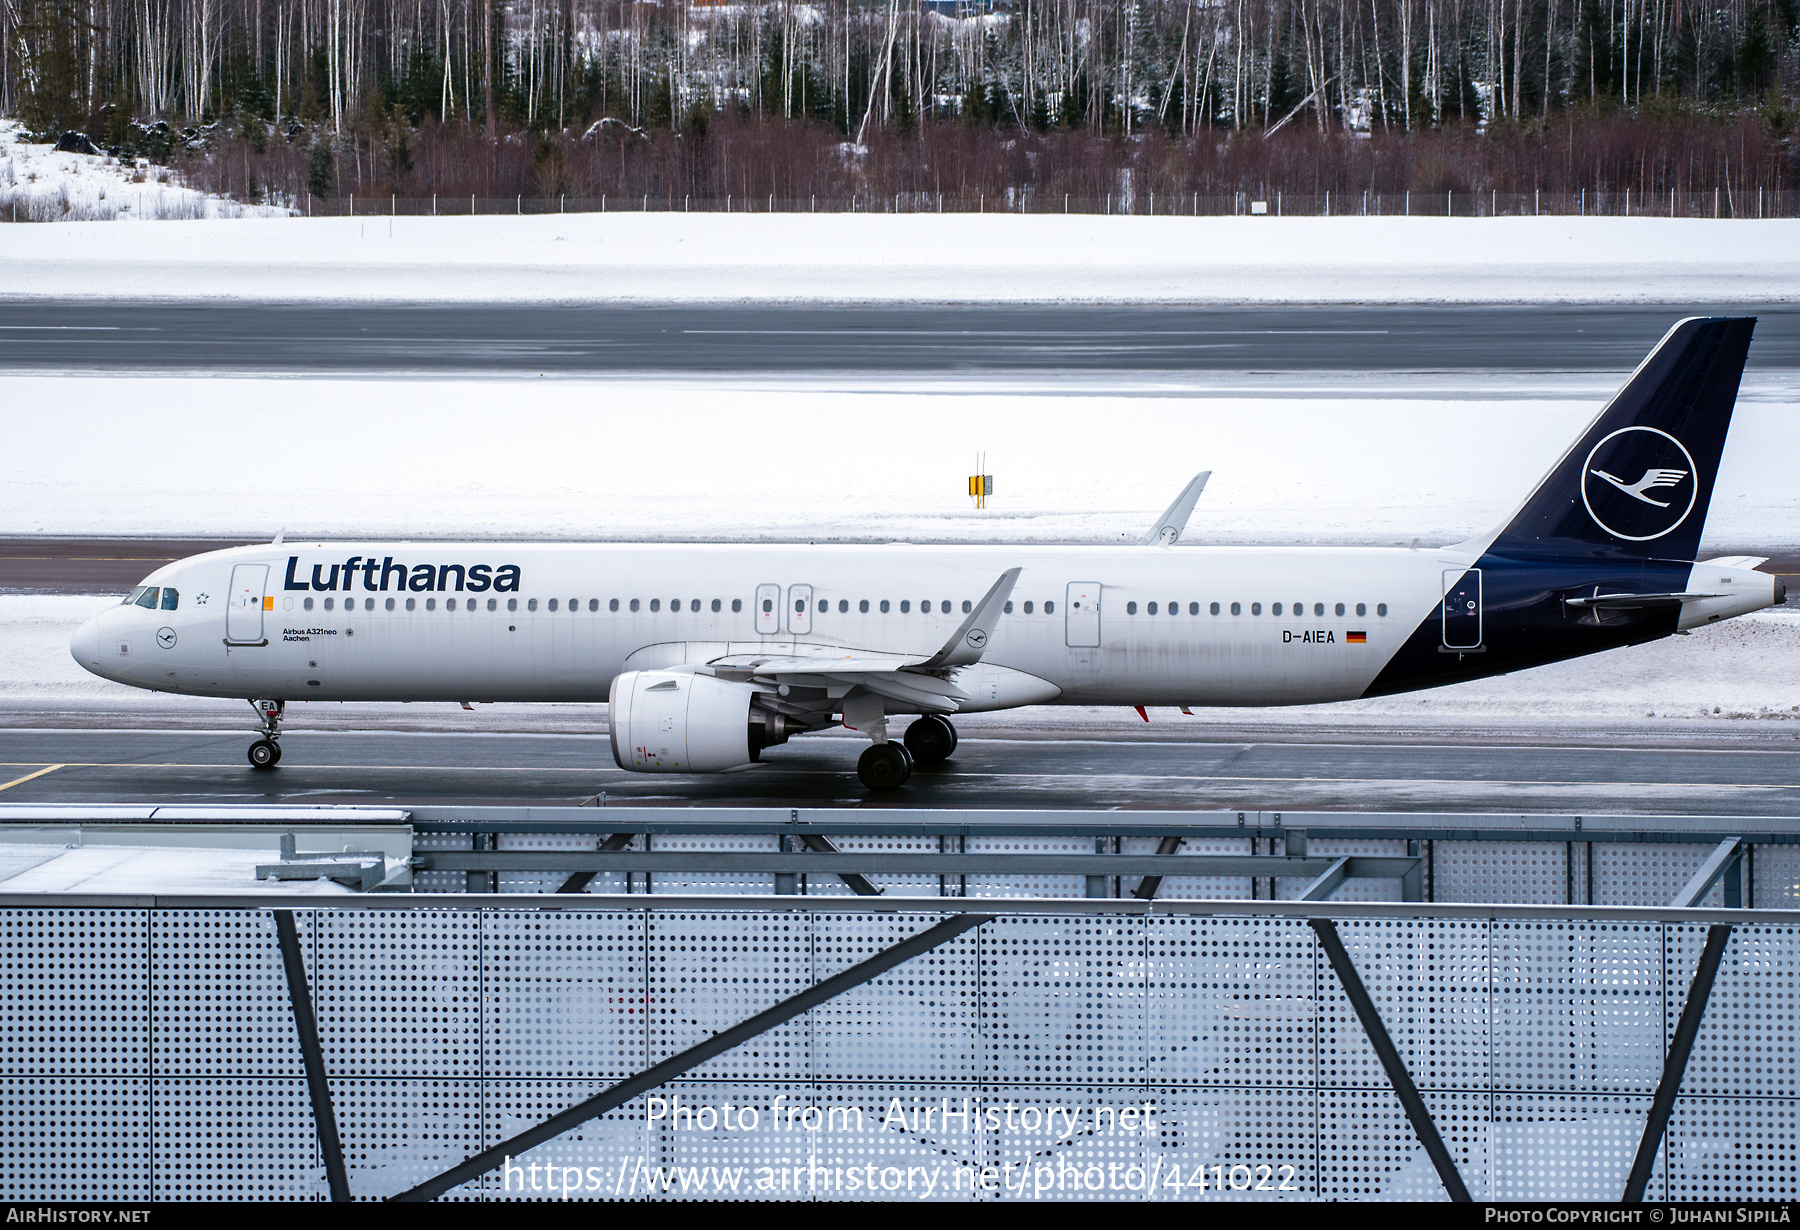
top-left (248, 699), bottom-right (285, 769)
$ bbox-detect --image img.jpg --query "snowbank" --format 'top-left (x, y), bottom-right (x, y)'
top-left (6, 594), bottom-right (1796, 730)
top-left (0, 209), bottom-right (1795, 304)
top-left (2, 376), bottom-right (1792, 546)
top-left (0, 122), bottom-right (287, 223)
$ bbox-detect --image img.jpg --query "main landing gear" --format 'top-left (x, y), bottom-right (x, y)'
top-left (856, 716), bottom-right (959, 790)
top-left (248, 699), bottom-right (285, 770)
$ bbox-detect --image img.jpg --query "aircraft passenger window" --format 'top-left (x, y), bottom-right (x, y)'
top-left (1168, 601), bottom-right (1178, 615)
top-left (1044, 601), bottom-right (1054, 614)
top-left (650, 599), bottom-right (661, 612)
top-left (962, 600), bottom-right (972, 614)
top-left (942, 601), bottom-right (953, 614)
top-left (760, 598), bottom-right (771, 613)
top-left (1315, 603), bottom-right (1325, 616)
top-left (1127, 602), bottom-right (1138, 615)
top-left (1251, 603), bottom-right (1261, 615)
top-left (1148, 602), bottom-right (1158, 615)
top-left (366, 598), bottom-right (376, 611)
top-left (446, 598), bottom-right (456, 611)
top-left (712, 599), bottom-right (722, 613)
top-left (160, 589), bottom-right (178, 610)
top-left (818, 600), bottom-right (827, 614)
top-left (406, 598), bottom-right (416, 611)
top-left (136, 587), bottom-right (160, 609)
top-left (489, 598), bottom-right (500, 612)
top-left (691, 599), bottom-right (701, 612)
top-left (547, 600), bottom-right (557, 612)
top-left (425, 598), bottom-right (435, 611)
top-left (731, 599), bottom-right (742, 612)
top-left (507, 599), bottom-right (518, 612)
top-left (527, 599), bottom-right (538, 612)
top-left (795, 599), bottom-right (804, 613)
top-left (1355, 603), bottom-right (1366, 616)
top-left (860, 600), bottom-right (870, 613)
top-left (323, 597), bottom-right (334, 611)
top-left (386, 598), bottom-right (396, 611)
top-left (838, 599), bottom-right (848, 613)
top-left (304, 597), bottom-right (314, 611)
top-left (1336, 603), bottom-right (1346, 616)
top-left (1377, 603), bottom-right (1388, 616)
top-left (900, 601), bottom-right (911, 613)
top-left (1023, 601), bottom-right (1033, 614)
top-left (1271, 603), bottom-right (1282, 615)
top-left (1292, 602), bottom-right (1302, 617)
top-left (1210, 602), bottom-right (1220, 615)
top-left (1229, 602), bottom-right (1241, 615)
top-left (1003, 601), bottom-right (1013, 614)
top-left (880, 600), bottom-right (890, 613)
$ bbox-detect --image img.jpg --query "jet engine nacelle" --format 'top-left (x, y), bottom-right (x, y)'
top-left (609, 669), bottom-right (769, 773)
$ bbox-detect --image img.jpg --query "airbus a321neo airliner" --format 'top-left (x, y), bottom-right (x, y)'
top-left (73, 317), bottom-right (1784, 789)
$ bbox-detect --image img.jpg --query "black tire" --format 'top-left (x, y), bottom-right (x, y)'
top-left (857, 743), bottom-right (913, 790)
top-left (268, 741), bottom-right (283, 766)
top-left (248, 739), bottom-right (279, 770)
top-left (903, 715), bottom-right (957, 765)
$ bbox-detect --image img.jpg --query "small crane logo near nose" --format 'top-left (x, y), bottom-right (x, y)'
top-left (157, 628), bottom-right (177, 649)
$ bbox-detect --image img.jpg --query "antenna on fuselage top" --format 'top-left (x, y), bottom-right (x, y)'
top-left (272, 529), bottom-right (285, 545)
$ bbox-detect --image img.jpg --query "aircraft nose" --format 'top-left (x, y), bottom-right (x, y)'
top-left (70, 613), bottom-right (108, 675)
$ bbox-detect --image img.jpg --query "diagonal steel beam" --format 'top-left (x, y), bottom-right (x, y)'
top-left (1130, 835), bottom-right (1184, 899)
top-left (1298, 856), bottom-right (1350, 902)
top-left (1669, 839), bottom-right (1743, 908)
top-left (556, 832), bottom-right (638, 894)
top-left (390, 910), bottom-right (993, 1202)
top-left (1310, 918), bottom-right (1471, 1202)
top-left (797, 833), bottom-right (884, 896)
top-left (1623, 923), bottom-right (1734, 1203)
top-left (272, 910), bottom-right (351, 1202)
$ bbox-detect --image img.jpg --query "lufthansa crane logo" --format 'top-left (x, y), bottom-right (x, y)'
top-left (1581, 426), bottom-right (1699, 542)
top-left (966, 629), bottom-right (988, 649)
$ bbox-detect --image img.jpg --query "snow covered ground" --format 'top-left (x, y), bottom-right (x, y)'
top-left (6, 593), bottom-right (1797, 731)
top-left (0, 121), bottom-right (286, 222)
top-left (0, 209), bottom-right (1795, 304)
top-left (2, 375), bottom-right (1793, 546)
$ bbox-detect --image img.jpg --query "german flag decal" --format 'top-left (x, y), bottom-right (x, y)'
top-left (1346, 631), bottom-right (1367, 644)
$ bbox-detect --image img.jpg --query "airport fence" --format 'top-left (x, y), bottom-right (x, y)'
top-left (1, 894), bottom-right (1793, 1202)
top-left (297, 189), bottom-right (1800, 220)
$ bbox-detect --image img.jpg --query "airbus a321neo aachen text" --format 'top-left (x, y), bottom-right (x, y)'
top-left (73, 318), bottom-right (1784, 789)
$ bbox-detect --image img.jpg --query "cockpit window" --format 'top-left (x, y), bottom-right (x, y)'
top-left (159, 588), bottom-right (178, 610)
top-left (134, 587), bottom-right (161, 609)
top-left (122, 585), bottom-right (147, 606)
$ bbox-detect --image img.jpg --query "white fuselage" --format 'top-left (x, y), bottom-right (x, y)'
top-left (70, 541), bottom-right (1778, 711)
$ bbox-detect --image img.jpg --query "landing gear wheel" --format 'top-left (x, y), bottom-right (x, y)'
top-left (248, 738), bottom-right (280, 769)
top-left (857, 743), bottom-right (913, 790)
top-left (903, 715), bottom-right (958, 765)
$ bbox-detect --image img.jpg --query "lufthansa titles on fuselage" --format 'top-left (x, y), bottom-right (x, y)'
top-left (283, 555), bottom-right (522, 594)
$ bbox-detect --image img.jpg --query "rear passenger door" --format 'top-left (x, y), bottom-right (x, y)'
top-left (754, 583), bottom-right (781, 635)
top-left (1065, 582), bottom-right (1101, 647)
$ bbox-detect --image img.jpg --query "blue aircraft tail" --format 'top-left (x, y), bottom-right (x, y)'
top-left (1486, 316), bottom-right (1754, 563)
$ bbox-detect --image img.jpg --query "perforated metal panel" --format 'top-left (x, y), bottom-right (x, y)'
top-left (964, 836), bottom-right (1087, 899)
top-left (1122, 836), bottom-right (1254, 900)
top-left (332, 1079), bottom-right (483, 1200)
top-left (807, 834), bottom-right (941, 897)
top-left (1277, 839), bottom-right (1409, 903)
top-left (1490, 1093), bottom-right (1662, 1200)
top-left (0, 908), bottom-right (148, 1075)
top-left (1156, 1088), bottom-right (1316, 1200)
top-left (1755, 845), bottom-right (1800, 908)
top-left (807, 1083), bottom-right (985, 1201)
top-left (648, 911), bottom-right (810, 1080)
top-left (1318, 1088), bottom-right (1488, 1201)
top-left (650, 833), bottom-right (779, 895)
top-left (979, 1087), bottom-right (1150, 1201)
top-left (316, 909), bottom-right (480, 1077)
top-left (1667, 1097), bottom-right (1800, 1200)
top-left (1433, 841), bottom-right (1571, 905)
top-left (1491, 921), bottom-right (1665, 1094)
top-left (1595, 843), bottom-right (1724, 907)
top-left (0, 1077), bottom-right (150, 1200)
top-left (1318, 920), bottom-right (1489, 1092)
top-left (153, 909), bottom-right (301, 1077)
top-left (497, 832), bottom-right (632, 895)
top-left (810, 912), bottom-right (978, 1081)
top-left (485, 910), bottom-right (646, 1080)
top-left (1147, 917), bottom-right (1314, 1087)
top-left (982, 916), bottom-right (1146, 1083)
top-left (486, 1082), bottom-right (645, 1200)
top-left (412, 832), bottom-right (474, 894)
top-left (153, 1078), bottom-right (319, 1199)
